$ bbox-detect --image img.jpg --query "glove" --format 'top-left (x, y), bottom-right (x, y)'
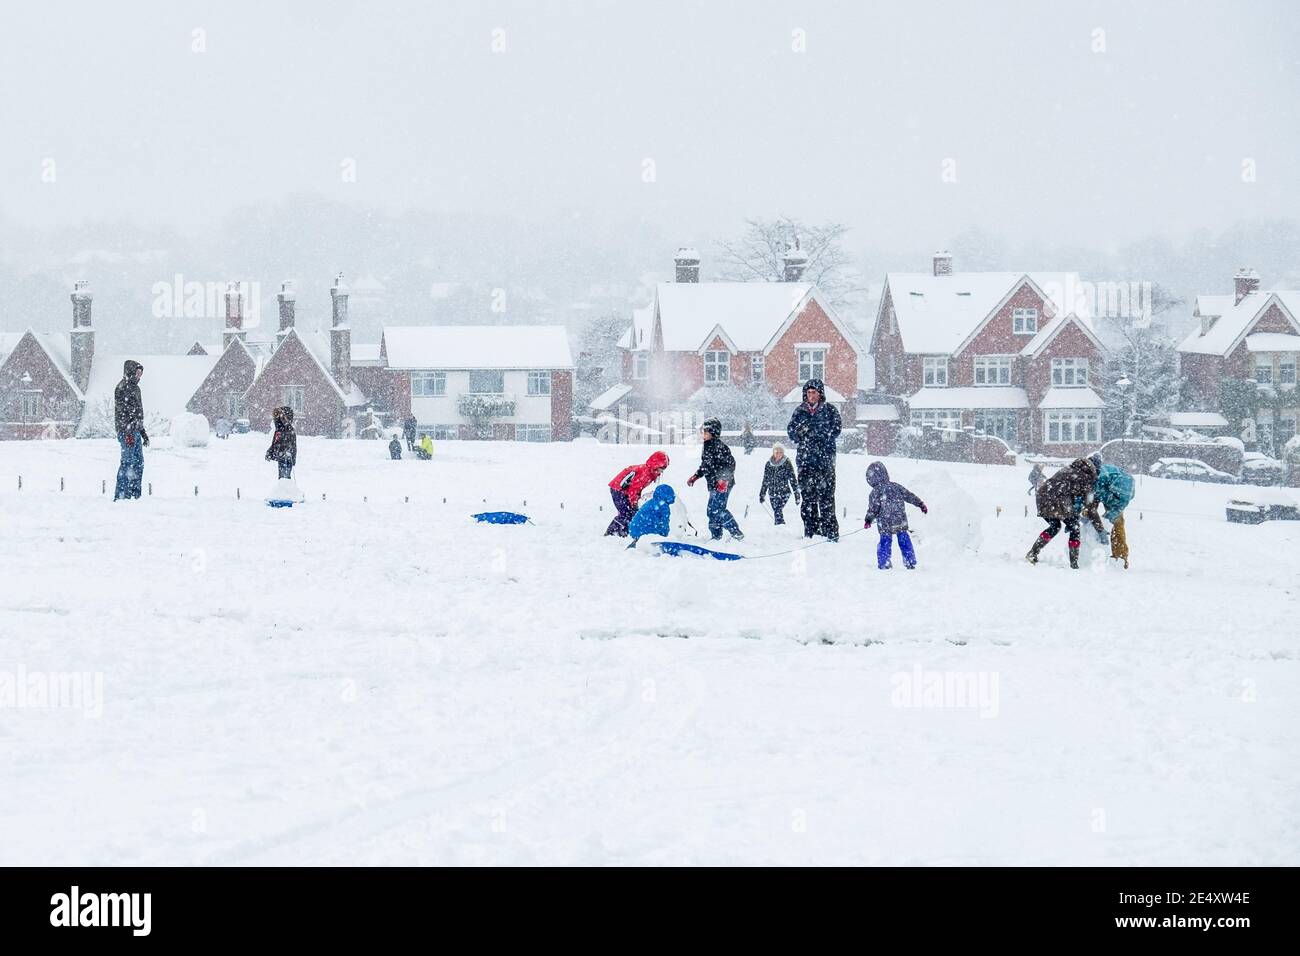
top-left (920, 503), bottom-right (928, 514)
top-left (140, 430), bottom-right (149, 447)
top-left (686, 475), bottom-right (697, 487)
top-left (123, 433), bottom-right (134, 446)
top-left (758, 495), bottom-right (765, 504)
top-left (716, 480), bottom-right (728, 493)
top-left (864, 517), bottom-right (873, 530)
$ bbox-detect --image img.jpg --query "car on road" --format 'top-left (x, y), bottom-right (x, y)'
top-left (1240, 451), bottom-right (1286, 486)
top-left (1149, 457), bottom-right (1237, 484)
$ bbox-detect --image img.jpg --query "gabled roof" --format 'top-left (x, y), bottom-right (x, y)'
top-left (0, 329), bottom-right (81, 398)
top-left (293, 329), bottom-right (369, 407)
top-left (1020, 312), bottom-right (1105, 358)
top-left (590, 382), bottom-right (634, 411)
top-left (84, 353), bottom-right (219, 416)
top-left (653, 281), bottom-right (813, 352)
top-left (618, 302), bottom-right (655, 351)
top-left (1178, 291), bottom-right (1300, 356)
top-left (382, 325), bottom-right (574, 370)
top-left (880, 271), bottom-right (1089, 355)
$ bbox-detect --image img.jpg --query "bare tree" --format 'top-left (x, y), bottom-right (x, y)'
top-left (713, 217), bottom-right (862, 312)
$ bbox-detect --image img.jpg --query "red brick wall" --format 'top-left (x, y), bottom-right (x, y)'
top-left (550, 370), bottom-right (573, 439)
top-left (187, 342), bottom-right (256, 422)
top-left (351, 366), bottom-right (405, 420)
top-left (765, 298), bottom-right (857, 402)
top-left (243, 335), bottom-right (344, 437)
top-left (1179, 353), bottom-right (1223, 406)
top-left (1024, 321), bottom-right (1102, 407)
top-left (1224, 303), bottom-right (1296, 378)
top-left (0, 333), bottom-right (82, 440)
top-left (871, 289), bottom-right (920, 394)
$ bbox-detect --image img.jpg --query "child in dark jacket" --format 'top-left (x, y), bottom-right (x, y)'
top-left (605, 450), bottom-right (669, 536)
top-left (266, 406), bottom-right (298, 479)
top-left (758, 443), bottom-right (799, 524)
top-left (687, 417), bottom-right (742, 540)
top-left (863, 461), bottom-right (927, 569)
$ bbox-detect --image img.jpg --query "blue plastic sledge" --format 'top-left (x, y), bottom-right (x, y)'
top-left (473, 511), bottom-right (529, 525)
top-left (652, 540), bottom-right (743, 561)
top-left (267, 499), bottom-right (297, 509)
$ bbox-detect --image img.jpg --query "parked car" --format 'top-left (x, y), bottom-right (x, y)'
top-left (1226, 489), bottom-right (1300, 524)
top-left (1149, 457), bottom-right (1237, 484)
top-left (1240, 452), bottom-right (1286, 486)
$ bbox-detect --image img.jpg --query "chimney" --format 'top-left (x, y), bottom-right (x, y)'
top-left (932, 251), bottom-right (953, 277)
top-left (223, 281), bottom-right (246, 351)
top-left (330, 273), bottom-right (351, 392)
top-left (782, 239), bottom-right (808, 282)
top-left (1234, 267), bottom-right (1259, 305)
top-left (276, 280), bottom-right (296, 344)
top-left (674, 247), bottom-right (700, 283)
top-left (69, 280), bottom-right (94, 392)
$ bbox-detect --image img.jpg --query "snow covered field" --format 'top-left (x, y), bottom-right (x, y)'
top-left (1, 435), bottom-right (1296, 865)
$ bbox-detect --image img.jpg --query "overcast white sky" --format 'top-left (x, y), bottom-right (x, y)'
top-left (1, 0), bottom-right (1297, 250)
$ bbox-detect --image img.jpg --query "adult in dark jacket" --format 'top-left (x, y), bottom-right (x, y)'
top-left (266, 406), bottom-right (298, 479)
top-left (863, 461), bottom-right (927, 569)
top-left (786, 378), bottom-right (842, 540)
top-left (741, 424), bottom-right (756, 455)
top-left (758, 443), bottom-right (799, 524)
top-left (687, 418), bottom-right (743, 540)
top-left (388, 435), bottom-right (403, 460)
top-left (112, 359), bottom-right (148, 500)
top-left (1026, 457), bottom-right (1099, 569)
top-left (403, 414), bottom-right (418, 452)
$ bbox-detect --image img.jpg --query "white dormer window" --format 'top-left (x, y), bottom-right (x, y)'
top-left (704, 350), bottom-right (730, 384)
top-left (923, 356), bottom-right (948, 387)
top-left (633, 352), bottom-right (649, 380)
top-left (1013, 307), bottom-right (1038, 334)
top-left (1051, 358), bottom-right (1088, 387)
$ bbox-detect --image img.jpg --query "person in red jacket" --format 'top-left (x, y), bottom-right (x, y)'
top-left (605, 450), bottom-right (669, 536)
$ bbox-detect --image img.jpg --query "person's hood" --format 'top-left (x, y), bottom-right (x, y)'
top-left (652, 484), bottom-right (676, 505)
top-left (645, 450), bottom-right (669, 471)
top-left (1072, 457), bottom-right (1098, 481)
top-left (802, 378), bottom-right (825, 403)
top-left (122, 359), bottom-right (143, 379)
top-left (273, 406), bottom-right (294, 426)
top-left (866, 461), bottom-right (890, 488)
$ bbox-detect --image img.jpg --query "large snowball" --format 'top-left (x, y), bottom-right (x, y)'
top-left (912, 469), bottom-right (983, 558)
top-left (171, 412), bottom-right (210, 447)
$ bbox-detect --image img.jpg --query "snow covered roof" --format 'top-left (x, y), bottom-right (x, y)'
top-left (84, 353), bottom-right (219, 417)
top-left (590, 382), bottom-right (634, 411)
top-left (1039, 387), bottom-right (1106, 409)
top-left (882, 272), bottom-right (1089, 355)
top-left (780, 383), bottom-right (848, 404)
top-left (1178, 291), bottom-right (1300, 356)
top-left (292, 330), bottom-right (368, 407)
top-left (1169, 412), bottom-right (1230, 428)
top-left (654, 281), bottom-right (813, 352)
top-left (1195, 294), bottom-right (1235, 318)
top-left (1244, 332), bottom-right (1300, 352)
top-left (382, 325), bottom-right (574, 370)
top-left (908, 386), bottom-right (1029, 410)
top-left (857, 404), bottom-right (900, 421)
top-left (618, 303), bottom-right (655, 351)
top-left (0, 330), bottom-right (81, 398)
top-left (350, 343), bottom-right (384, 366)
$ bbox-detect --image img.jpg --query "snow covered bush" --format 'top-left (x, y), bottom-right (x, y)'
top-left (170, 412), bottom-right (210, 447)
top-left (75, 397), bottom-right (170, 439)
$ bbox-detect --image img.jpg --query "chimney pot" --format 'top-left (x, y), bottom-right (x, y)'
top-left (1234, 267), bottom-right (1259, 305)
top-left (69, 280), bottom-right (94, 391)
top-left (932, 251), bottom-right (953, 277)
top-left (782, 239), bottom-right (808, 282)
top-left (277, 280), bottom-right (297, 334)
top-left (673, 247), bottom-right (700, 284)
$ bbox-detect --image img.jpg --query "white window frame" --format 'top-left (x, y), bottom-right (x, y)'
top-left (1051, 357), bottom-right (1089, 387)
top-left (704, 350), bottom-right (730, 384)
top-left (750, 355), bottom-right (765, 384)
top-left (1253, 353), bottom-right (1273, 385)
top-left (797, 347), bottom-right (826, 383)
top-left (1279, 353), bottom-right (1296, 385)
top-left (910, 409), bottom-right (962, 442)
top-left (411, 371), bottom-right (446, 397)
top-left (514, 424), bottom-right (551, 442)
top-left (1044, 410), bottom-right (1100, 444)
top-left (922, 356), bottom-right (948, 387)
top-left (973, 409), bottom-right (1018, 442)
top-left (632, 352), bottom-right (649, 380)
top-left (282, 385), bottom-right (305, 415)
top-left (1013, 307), bottom-right (1039, 335)
top-left (527, 370), bottom-right (551, 396)
top-left (972, 355), bottom-right (1012, 386)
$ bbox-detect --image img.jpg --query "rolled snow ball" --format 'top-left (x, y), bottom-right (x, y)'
top-left (912, 470), bottom-right (982, 558)
top-left (171, 412), bottom-right (211, 447)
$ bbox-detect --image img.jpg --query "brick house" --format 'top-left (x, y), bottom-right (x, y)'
top-left (615, 247), bottom-right (862, 424)
top-left (1176, 269), bottom-right (1300, 453)
top-left (870, 253), bottom-right (1106, 457)
top-left (380, 325), bottom-right (574, 441)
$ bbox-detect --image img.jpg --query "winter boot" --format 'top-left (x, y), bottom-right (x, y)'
top-left (1025, 532), bottom-right (1050, 565)
top-left (1068, 538), bottom-right (1081, 569)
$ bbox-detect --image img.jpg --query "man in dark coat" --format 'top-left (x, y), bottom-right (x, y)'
top-left (741, 424), bottom-right (756, 455)
top-left (863, 461), bottom-right (928, 569)
top-left (687, 417), bottom-right (743, 540)
top-left (403, 414), bottom-right (418, 452)
top-left (113, 359), bottom-right (148, 500)
top-left (388, 434), bottom-right (403, 459)
top-left (786, 378), bottom-right (842, 540)
top-left (266, 406), bottom-right (298, 479)
top-left (1026, 457), bottom-right (1100, 569)
top-left (758, 443), bottom-right (799, 524)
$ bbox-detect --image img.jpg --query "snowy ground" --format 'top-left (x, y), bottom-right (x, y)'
top-left (1, 434), bottom-right (1297, 865)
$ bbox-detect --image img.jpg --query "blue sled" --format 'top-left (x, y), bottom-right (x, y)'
top-left (473, 511), bottom-right (529, 525)
top-left (652, 540), bottom-right (743, 561)
top-left (267, 500), bottom-right (297, 508)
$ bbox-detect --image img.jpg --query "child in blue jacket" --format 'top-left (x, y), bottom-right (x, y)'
top-left (863, 461), bottom-right (927, 569)
top-left (1079, 454), bottom-right (1135, 568)
top-left (628, 484), bottom-right (676, 544)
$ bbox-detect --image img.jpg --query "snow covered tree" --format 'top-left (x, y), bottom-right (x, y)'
top-left (1100, 286), bottom-right (1183, 435)
top-left (714, 217), bottom-right (862, 312)
top-left (574, 310), bottom-right (629, 412)
top-left (685, 383), bottom-right (786, 432)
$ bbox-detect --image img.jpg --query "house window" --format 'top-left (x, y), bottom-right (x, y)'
top-left (514, 424), bottom-right (551, 442)
top-left (910, 409), bottom-right (962, 441)
top-left (18, 391), bottom-right (42, 421)
top-left (527, 371), bottom-right (551, 396)
top-left (704, 350), bottom-right (730, 384)
top-left (412, 371), bottom-right (446, 396)
top-left (973, 410), bottom-right (1018, 443)
top-left (750, 355), bottom-right (765, 384)
top-left (1051, 358), bottom-right (1089, 387)
top-left (633, 353), bottom-right (649, 380)
top-left (797, 348), bottom-right (826, 382)
top-left (1277, 413), bottom-right (1297, 445)
top-left (225, 394), bottom-right (245, 418)
top-left (1254, 354), bottom-right (1273, 385)
top-left (423, 425), bottom-right (458, 441)
top-left (973, 356), bottom-right (1012, 386)
top-left (282, 386), bottom-right (305, 415)
top-left (922, 356), bottom-right (948, 387)
top-left (1044, 410), bottom-right (1100, 444)
top-left (468, 370), bottom-right (505, 394)
top-left (1013, 307), bottom-right (1038, 334)
top-left (1280, 353), bottom-right (1297, 385)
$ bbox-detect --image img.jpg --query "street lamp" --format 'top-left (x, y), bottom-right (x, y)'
top-left (1115, 377), bottom-right (1132, 465)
